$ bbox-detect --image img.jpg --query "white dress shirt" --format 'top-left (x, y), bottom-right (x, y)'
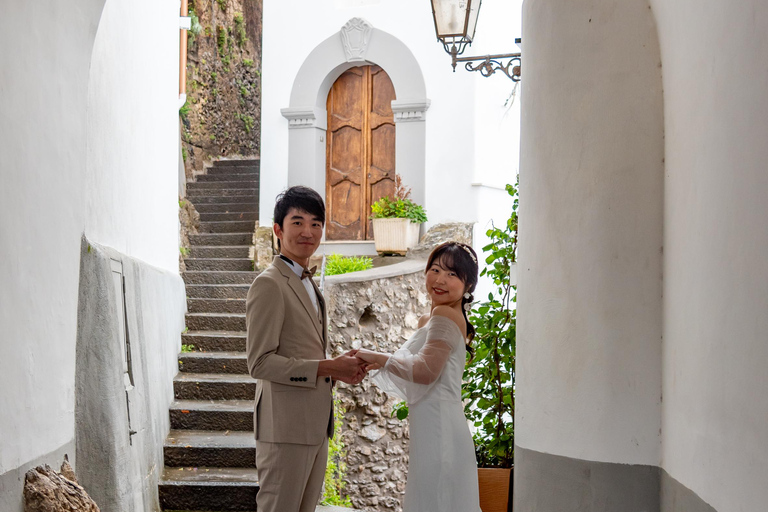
top-left (281, 255), bottom-right (319, 314)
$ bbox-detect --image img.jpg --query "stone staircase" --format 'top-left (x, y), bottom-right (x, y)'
top-left (159, 159), bottom-right (261, 512)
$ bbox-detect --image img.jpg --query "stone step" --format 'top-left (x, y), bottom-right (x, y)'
top-left (186, 284), bottom-right (250, 299)
top-left (183, 271), bottom-right (258, 285)
top-left (178, 351), bottom-right (248, 374)
top-left (170, 400), bottom-right (253, 431)
top-left (188, 298), bottom-right (246, 314)
top-left (199, 221), bottom-right (256, 234)
top-left (197, 173), bottom-right (258, 182)
top-left (174, 373), bottom-right (255, 400)
top-left (212, 159), bottom-right (260, 167)
top-left (187, 188), bottom-right (259, 204)
top-left (188, 181), bottom-right (258, 190)
top-left (163, 430), bottom-right (255, 468)
top-left (193, 202), bottom-right (258, 213)
top-left (198, 212), bottom-right (259, 222)
top-left (188, 246), bottom-right (251, 259)
top-left (182, 331), bottom-right (247, 352)
top-left (207, 165), bottom-right (259, 176)
top-left (184, 258), bottom-right (253, 272)
top-left (159, 466), bottom-right (258, 512)
top-left (186, 313), bottom-right (246, 332)
top-left (189, 233), bottom-right (252, 246)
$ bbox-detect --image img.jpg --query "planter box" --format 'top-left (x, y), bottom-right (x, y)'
top-left (478, 467), bottom-right (513, 512)
top-left (371, 218), bottom-right (421, 255)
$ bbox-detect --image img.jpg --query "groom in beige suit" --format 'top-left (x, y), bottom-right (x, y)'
top-left (245, 186), bottom-right (365, 512)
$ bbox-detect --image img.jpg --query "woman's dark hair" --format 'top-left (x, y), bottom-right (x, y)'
top-left (425, 241), bottom-right (479, 361)
top-left (273, 186), bottom-right (325, 228)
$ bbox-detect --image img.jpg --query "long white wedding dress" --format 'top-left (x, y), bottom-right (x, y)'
top-left (371, 315), bottom-right (481, 512)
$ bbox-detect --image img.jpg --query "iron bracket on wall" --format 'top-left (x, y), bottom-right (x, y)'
top-left (452, 52), bottom-right (522, 81)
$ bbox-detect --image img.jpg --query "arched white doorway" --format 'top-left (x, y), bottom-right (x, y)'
top-left (281, 18), bottom-right (430, 251)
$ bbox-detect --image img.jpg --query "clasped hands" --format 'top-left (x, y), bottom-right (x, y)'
top-left (320, 349), bottom-right (383, 385)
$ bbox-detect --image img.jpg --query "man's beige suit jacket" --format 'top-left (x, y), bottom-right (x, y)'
top-left (245, 256), bottom-right (333, 445)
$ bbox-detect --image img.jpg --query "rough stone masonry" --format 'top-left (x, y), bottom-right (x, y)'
top-left (324, 269), bottom-right (429, 512)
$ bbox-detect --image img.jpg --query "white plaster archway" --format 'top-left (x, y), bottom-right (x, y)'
top-left (280, 19), bottom-right (430, 220)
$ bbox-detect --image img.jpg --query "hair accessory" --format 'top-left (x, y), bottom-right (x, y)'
top-left (455, 242), bottom-right (477, 264)
top-left (463, 292), bottom-right (471, 299)
top-left (463, 302), bottom-right (472, 312)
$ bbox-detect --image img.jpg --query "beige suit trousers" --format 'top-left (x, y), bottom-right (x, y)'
top-left (255, 438), bottom-right (329, 512)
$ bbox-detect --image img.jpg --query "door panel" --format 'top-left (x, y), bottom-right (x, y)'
top-left (326, 65), bottom-right (396, 241)
top-left (365, 67), bottom-right (396, 238)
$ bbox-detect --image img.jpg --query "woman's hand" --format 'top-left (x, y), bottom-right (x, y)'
top-left (355, 348), bottom-right (389, 369)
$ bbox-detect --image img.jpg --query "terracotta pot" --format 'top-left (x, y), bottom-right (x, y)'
top-left (478, 467), bottom-right (513, 512)
top-left (371, 218), bottom-right (421, 255)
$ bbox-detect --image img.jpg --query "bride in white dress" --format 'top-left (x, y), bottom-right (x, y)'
top-left (355, 241), bottom-right (482, 512)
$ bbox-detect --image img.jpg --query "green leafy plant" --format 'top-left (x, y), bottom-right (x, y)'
top-left (180, 344), bottom-right (195, 353)
top-left (233, 12), bottom-right (247, 47)
top-left (463, 181), bottom-right (518, 469)
top-left (179, 247), bottom-right (190, 258)
top-left (216, 0), bottom-right (226, 11)
top-left (179, 98), bottom-right (190, 121)
top-left (369, 176), bottom-right (427, 223)
top-left (391, 400), bottom-right (409, 420)
top-left (235, 113), bottom-right (255, 134)
top-left (370, 196), bottom-right (427, 223)
top-left (320, 399), bottom-right (352, 507)
top-left (324, 254), bottom-right (373, 276)
top-left (216, 25), bottom-right (227, 57)
top-left (187, 7), bottom-right (203, 48)
top-left (242, 58), bottom-right (254, 67)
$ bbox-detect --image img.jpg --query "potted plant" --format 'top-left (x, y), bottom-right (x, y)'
top-left (463, 182), bottom-right (518, 512)
top-left (370, 178), bottom-right (427, 255)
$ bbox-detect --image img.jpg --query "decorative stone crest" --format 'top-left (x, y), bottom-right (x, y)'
top-left (340, 18), bottom-right (373, 62)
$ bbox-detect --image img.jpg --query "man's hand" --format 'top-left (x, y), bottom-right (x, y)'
top-left (318, 350), bottom-right (368, 384)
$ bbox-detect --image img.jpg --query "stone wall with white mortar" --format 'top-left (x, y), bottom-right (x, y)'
top-left (323, 261), bottom-right (429, 512)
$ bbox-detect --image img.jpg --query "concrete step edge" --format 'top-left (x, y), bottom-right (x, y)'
top-left (179, 351), bottom-right (246, 359)
top-left (160, 466), bottom-right (260, 486)
top-left (174, 372), bottom-right (252, 383)
top-left (164, 429), bottom-right (255, 448)
top-left (171, 399), bottom-right (253, 412)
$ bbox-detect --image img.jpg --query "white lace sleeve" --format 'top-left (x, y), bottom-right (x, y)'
top-left (371, 315), bottom-right (463, 405)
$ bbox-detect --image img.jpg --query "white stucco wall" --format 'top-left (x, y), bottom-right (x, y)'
top-left (650, 1), bottom-right (768, 510)
top-left (517, 0), bottom-right (664, 466)
top-left (0, 0), bottom-right (182, 485)
top-left (260, 0), bottom-right (520, 238)
top-left (87, 0), bottom-right (181, 272)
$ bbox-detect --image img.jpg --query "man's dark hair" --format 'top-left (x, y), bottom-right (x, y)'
top-left (273, 186), bottom-right (326, 228)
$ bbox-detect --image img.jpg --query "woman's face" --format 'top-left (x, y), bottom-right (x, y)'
top-left (425, 257), bottom-right (467, 308)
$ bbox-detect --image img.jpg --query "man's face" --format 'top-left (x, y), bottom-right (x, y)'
top-left (273, 207), bottom-right (323, 265)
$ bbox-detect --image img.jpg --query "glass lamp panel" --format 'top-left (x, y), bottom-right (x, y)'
top-left (431, 0), bottom-right (470, 38)
top-left (465, 0), bottom-right (482, 42)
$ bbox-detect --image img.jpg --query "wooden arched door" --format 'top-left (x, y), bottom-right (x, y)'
top-left (326, 65), bottom-right (396, 241)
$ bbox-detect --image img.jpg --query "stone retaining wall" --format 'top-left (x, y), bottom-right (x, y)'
top-left (323, 261), bottom-right (429, 512)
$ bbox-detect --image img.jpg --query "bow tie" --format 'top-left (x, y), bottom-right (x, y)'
top-left (301, 266), bottom-right (317, 280)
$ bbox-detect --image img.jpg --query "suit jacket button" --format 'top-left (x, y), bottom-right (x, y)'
top-left (290, 377), bottom-right (295, 381)
top-left (303, 377), bottom-right (308, 381)
top-left (325, 377), bottom-right (330, 383)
